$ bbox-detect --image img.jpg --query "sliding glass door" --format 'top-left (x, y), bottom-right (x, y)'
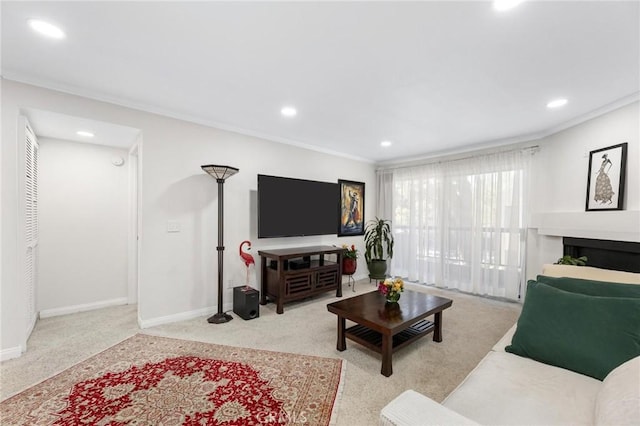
top-left (379, 149), bottom-right (532, 300)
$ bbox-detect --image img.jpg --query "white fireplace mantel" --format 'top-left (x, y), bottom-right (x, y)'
top-left (530, 210), bottom-right (640, 242)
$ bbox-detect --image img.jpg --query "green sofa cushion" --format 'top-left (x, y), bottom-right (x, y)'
top-left (506, 281), bottom-right (640, 380)
top-left (537, 275), bottom-right (640, 299)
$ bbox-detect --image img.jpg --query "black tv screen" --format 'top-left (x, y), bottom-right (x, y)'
top-left (258, 174), bottom-right (338, 238)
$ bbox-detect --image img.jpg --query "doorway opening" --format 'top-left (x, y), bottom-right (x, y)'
top-left (20, 109), bottom-right (142, 345)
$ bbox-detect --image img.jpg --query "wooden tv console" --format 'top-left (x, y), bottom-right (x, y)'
top-left (258, 245), bottom-right (344, 314)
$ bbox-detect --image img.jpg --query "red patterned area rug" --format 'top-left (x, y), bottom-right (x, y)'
top-left (0, 334), bottom-right (344, 425)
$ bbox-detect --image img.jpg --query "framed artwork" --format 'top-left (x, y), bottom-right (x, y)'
top-left (338, 180), bottom-right (365, 236)
top-left (585, 142), bottom-right (627, 211)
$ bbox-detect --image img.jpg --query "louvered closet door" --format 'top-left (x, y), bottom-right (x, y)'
top-left (25, 121), bottom-right (39, 333)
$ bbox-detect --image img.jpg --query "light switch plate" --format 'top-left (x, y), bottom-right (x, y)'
top-left (167, 220), bottom-right (181, 233)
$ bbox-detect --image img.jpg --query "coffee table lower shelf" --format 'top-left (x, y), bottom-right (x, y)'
top-left (345, 319), bottom-right (435, 354)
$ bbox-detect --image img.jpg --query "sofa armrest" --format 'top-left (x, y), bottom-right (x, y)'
top-left (491, 323), bottom-right (517, 352)
top-left (380, 390), bottom-right (480, 426)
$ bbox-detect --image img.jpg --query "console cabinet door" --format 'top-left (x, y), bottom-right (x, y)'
top-left (315, 268), bottom-right (339, 291)
top-left (284, 273), bottom-right (313, 297)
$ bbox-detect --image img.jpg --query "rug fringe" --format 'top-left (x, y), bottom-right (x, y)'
top-left (329, 358), bottom-right (347, 425)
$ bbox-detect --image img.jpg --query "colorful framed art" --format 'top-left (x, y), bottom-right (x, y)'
top-left (338, 180), bottom-right (365, 236)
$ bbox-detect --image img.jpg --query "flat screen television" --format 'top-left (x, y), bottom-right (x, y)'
top-left (258, 174), bottom-right (338, 238)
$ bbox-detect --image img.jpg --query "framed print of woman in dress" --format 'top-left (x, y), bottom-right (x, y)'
top-left (585, 142), bottom-right (627, 211)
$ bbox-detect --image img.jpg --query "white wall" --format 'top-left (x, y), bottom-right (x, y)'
top-left (0, 78), bottom-right (6, 358)
top-left (136, 111), bottom-right (375, 325)
top-left (1, 80), bottom-right (376, 355)
top-left (2, 80), bottom-right (26, 358)
top-left (526, 101), bottom-right (639, 277)
top-left (38, 138), bottom-right (129, 315)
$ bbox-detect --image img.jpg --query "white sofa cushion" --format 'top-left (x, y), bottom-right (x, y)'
top-left (594, 356), bottom-right (640, 426)
top-left (541, 264), bottom-right (640, 285)
top-left (380, 390), bottom-right (480, 426)
top-left (443, 351), bottom-right (601, 425)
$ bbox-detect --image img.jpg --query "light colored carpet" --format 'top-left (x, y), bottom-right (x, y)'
top-left (0, 280), bottom-right (521, 425)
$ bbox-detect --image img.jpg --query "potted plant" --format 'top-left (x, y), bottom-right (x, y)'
top-left (342, 244), bottom-right (358, 275)
top-left (555, 255), bottom-right (588, 266)
top-left (364, 217), bottom-right (394, 280)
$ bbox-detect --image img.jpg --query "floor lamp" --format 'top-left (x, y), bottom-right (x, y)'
top-left (202, 164), bottom-right (239, 324)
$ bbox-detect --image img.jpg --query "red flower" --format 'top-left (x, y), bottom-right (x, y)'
top-left (378, 282), bottom-right (388, 295)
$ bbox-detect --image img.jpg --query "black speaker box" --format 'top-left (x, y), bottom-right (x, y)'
top-left (233, 286), bottom-right (260, 320)
top-left (289, 259), bottom-right (310, 270)
top-left (270, 260), bottom-right (290, 270)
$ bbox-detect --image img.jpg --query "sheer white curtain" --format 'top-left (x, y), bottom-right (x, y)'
top-left (384, 150), bottom-right (531, 300)
top-left (377, 169), bottom-right (394, 221)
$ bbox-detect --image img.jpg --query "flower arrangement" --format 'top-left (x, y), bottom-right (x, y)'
top-left (378, 277), bottom-right (404, 303)
top-left (342, 244), bottom-right (358, 260)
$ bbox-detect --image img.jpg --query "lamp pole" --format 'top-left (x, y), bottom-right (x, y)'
top-left (201, 165), bottom-right (239, 324)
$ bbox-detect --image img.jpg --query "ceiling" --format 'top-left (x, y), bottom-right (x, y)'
top-left (2, 1), bottom-right (639, 163)
top-left (23, 109), bottom-right (140, 149)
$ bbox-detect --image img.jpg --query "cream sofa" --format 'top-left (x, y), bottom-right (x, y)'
top-left (380, 265), bottom-right (640, 426)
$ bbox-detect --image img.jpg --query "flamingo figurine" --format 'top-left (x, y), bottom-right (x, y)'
top-left (239, 240), bottom-right (255, 290)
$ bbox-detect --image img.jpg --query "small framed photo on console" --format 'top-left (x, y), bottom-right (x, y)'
top-left (585, 142), bottom-right (627, 211)
top-left (338, 180), bottom-right (365, 236)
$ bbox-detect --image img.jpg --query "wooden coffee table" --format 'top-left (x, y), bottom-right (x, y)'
top-left (326, 290), bottom-right (453, 377)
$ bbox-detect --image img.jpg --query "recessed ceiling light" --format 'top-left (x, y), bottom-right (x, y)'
top-left (76, 131), bottom-right (94, 138)
top-left (380, 140), bottom-right (392, 147)
top-left (546, 98), bottom-right (568, 109)
top-left (493, 0), bottom-right (524, 11)
top-left (28, 19), bottom-right (65, 39)
top-left (281, 106), bottom-right (297, 117)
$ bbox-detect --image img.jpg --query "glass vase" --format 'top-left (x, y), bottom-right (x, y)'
top-left (385, 292), bottom-right (400, 304)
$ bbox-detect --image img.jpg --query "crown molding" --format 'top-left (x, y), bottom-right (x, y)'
top-left (379, 92), bottom-right (639, 168)
top-left (2, 73), bottom-right (374, 164)
top-left (4, 73), bottom-right (636, 168)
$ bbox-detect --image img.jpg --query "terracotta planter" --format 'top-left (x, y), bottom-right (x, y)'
top-left (342, 258), bottom-right (357, 275)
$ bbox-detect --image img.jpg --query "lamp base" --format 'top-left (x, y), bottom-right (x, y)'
top-left (207, 312), bottom-right (233, 324)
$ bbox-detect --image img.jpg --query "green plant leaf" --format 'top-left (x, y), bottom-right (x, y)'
top-left (364, 217), bottom-right (394, 262)
top-left (555, 255), bottom-right (588, 266)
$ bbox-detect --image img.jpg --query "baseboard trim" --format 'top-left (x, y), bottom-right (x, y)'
top-left (344, 273), bottom-right (377, 284)
top-left (39, 297), bottom-right (129, 319)
top-left (355, 272), bottom-right (371, 282)
top-left (138, 305), bottom-right (220, 329)
top-left (26, 313), bottom-right (37, 339)
top-left (0, 346), bottom-right (23, 361)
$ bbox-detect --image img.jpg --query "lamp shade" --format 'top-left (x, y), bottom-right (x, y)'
top-left (201, 164), bottom-right (239, 180)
